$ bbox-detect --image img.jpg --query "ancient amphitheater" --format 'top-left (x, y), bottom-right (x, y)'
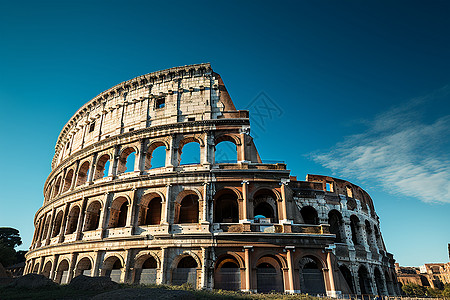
top-left (25, 63), bottom-right (400, 296)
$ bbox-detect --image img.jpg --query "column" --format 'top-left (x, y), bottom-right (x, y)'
top-left (75, 198), bottom-right (87, 240)
top-left (240, 180), bottom-right (250, 222)
top-left (286, 247), bottom-right (296, 293)
top-left (87, 154), bottom-right (96, 183)
top-left (58, 203), bottom-right (70, 243)
top-left (68, 253), bottom-right (77, 282)
top-left (92, 251), bottom-right (102, 277)
top-left (49, 255), bottom-right (57, 280)
top-left (162, 184), bottom-right (172, 224)
top-left (200, 247), bottom-right (208, 289)
top-left (159, 247), bottom-right (168, 284)
top-left (45, 209), bottom-right (56, 244)
top-left (280, 181), bottom-right (292, 224)
top-left (126, 189), bottom-right (137, 228)
top-left (99, 193), bottom-right (110, 238)
top-left (243, 246), bottom-right (253, 292)
top-left (201, 183), bottom-right (209, 224)
top-left (122, 249), bottom-right (133, 283)
top-left (326, 251), bottom-right (338, 297)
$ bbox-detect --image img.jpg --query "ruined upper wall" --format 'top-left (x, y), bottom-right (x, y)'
top-left (52, 63), bottom-right (247, 169)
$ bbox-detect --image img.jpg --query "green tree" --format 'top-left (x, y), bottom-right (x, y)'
top-left (442, 284), bottom-right (450, 298)
top-left (0, 227), bottom-right (24, 267)
top-left (0, 227), bottom-right (22, 248)
top-left (402, 283), bottom-right (427, 296)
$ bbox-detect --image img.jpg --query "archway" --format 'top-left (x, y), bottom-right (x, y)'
top-left (103, 256), bottom-right (123, 283)
top-left (374, 268), bottom-right (385, 295)
top-left (84, 201), bottom-right (101, 231)
top-left (138, 195), bottom-right (162, 226)
top-left (94, 154), bottom-right (110, 180)
top-left (339, 265), bottom-right (354, 294)
top-left (176, 194), bottom-right (199, 224)
top-left (253, 189), bottom-right (278, 223)
top-left (214, 191), bottom-right (239, 223)
top-left (301, 206), bottom-right (319, 225)
top-left (358, 265), bottom-right (372, 295)
top-left (66, 206), bottom-right (80, 234)
top-left (215, 140), bottom-right (237, 163)
top-left (214, 255), bottom-right (241, 291)
top-left (76, 161), bottom-right (90, 186)
top-left (75, 257), bottom-right (92, 277)
top-left (256, 256), bottom-right (284, 293)
top-left (108, 197), bottom-right (129, 228)
top-left (179, 141), bottom-right (200, 165)
top-left (62, 169), bottom-right (74, 192)
top-left (42, 261), bottom-right (52, 278)
top-left (51, 211), bottom-right (63, 238)
top-left (171, 256), bottom-right (198, 287)
top-left (55, 259), bottom-right (70, 284)
top-left (328, 210), bottom-right (344, 242)
top-left (350, 215), bottom-right (361, 245)
top-left (136, 256), bottom-right (158, 284)
top-left (299, 256), bottom-right (326, 295)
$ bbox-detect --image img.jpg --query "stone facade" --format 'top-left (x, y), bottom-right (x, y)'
top-left (25, 63), bottom-right (399, 296)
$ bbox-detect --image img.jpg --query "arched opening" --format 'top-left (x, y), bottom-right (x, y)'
top-left (215, 140), bottom-right (237, 163)
top-left (385, 270), bottom-right (395, 295)
top-left (53, 177), bottom-right (62, 197)
top-left (42, 261), bottom-right (52, 278)
top-left (66, 206), bottom-right (80, 235)
top-left (358, 265), bottom-right (372, 295)
top-left (374, 268), bottom-right (385, 295)
top-left (253, 190), bottom-right (278, 223)
top-left (103, 256), bottom-right (122, 283)
top-left (94, 154), bottom-right (110, 180)
top-left (62, 169), bottom-right (74, 193)
top-left (108, 197), bottom-right (129, 228)
top-left (374, 226), bottom-right (383, 249)
top-left (136, 256), bottom-right (158, 284)
top-left (84, 201), bottom-right (101, 231)
top-left (328, 210), bottom-right (344, 242)
top-left (117, 147), bottom-right (136, 174)
top-left (75, 257), bottom-right (92, 277)
top-left (256, 256), bottom-right (284, 293)
top-left (138, 195), bottom-right (162, 226)
top-left (32, 262), bottom-right (40, 274)
top-left (214, 191), bottom-right (239, 223)
top-left (365, 220), bottom-right (373, 247)
top-left (214, 255), bottom-right (241, 291)
top-left (350, 215), bottom-right (361, 245)
top-left (76, 161), bottom-right (90, 186)
top-left (172, 256), bottom-right (198, 286)
top-left (51, 211), bottom-right (63, 238)
top-left (176, 194), bottom-right (199, 224)
top-left (146, 143), bottom-right (167, 169)
top-left (41, 215), bottom-right (51, 241)
top-left (339, 265), bottom-right (355, 294)
top-left (301, 206), bottom-right (319, 225)
top-left (179, 141), bottom-right (200, 165)
top-left (55, 260), bottom-right (70, 284)
top-left (299, 256), bottom-right (326, 295)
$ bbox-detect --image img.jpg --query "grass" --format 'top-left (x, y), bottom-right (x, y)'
top-left (0, 283), bottom-right (324, 300)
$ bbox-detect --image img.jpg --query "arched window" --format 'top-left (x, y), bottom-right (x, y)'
top-left (84, 201), bottom-right (101, 231)
top-left (179, 141), bottom-right (200, 165)
top-left (256, 256), bottom-right (284, 293)
top-left (253, 189), bottom-right (278, 223)
top-left (94, 154), bottom-right (110, 180)
top-left (41, 215), bottom-right (51, 241)
top-left (51, 211), bottom-right (64, 238)
top-left (214, 191), bottom-right (239, 223)
top-left (138, 195), bottom-right (162, 226)
top-left (55, 260), bottom-right (70, 284)
top-left (365, 220), bottom-right (373, 247)
top-left (374, 267), bottom-right (385, 295)
top-left (299, 256), bottom-right (326, 295)
top-left (346, 186), bottom-right (353, 198)
top-left (177, 194), bottom-right (199, 224)
top-left (358, 265), bottom-right (372, 295)
top-left (62, 169), bottom-right (74, 193)
top-left (76, 161), bottom-right (90, 186)
top-left (328, 210), bottom-right (344, 242)
top-left (339, 265), bottom-right (354, 294)
top-left (215, 140), bottom-right (237, 163)
top-left (136, 256), bottom-right (158, 284)
top-left (108, 197), bottom-right (129, 228)
top-left (117, 147), bottom-right (136, 174)
top-left (66, 206), bottom-right (80, 234)
top-left (374, 226), bottom-right (383, 249)
top-left (214, 255), bottom-right (241, 291)
top-left (350, 215), bottom-right (361, 245)
top-left (42, 261), bottom-right (52, 278)
top-left (53, 177), bottom-right (62, 197)
top-left (301, 206), bottom-right (319, 225)
top-left (75, 257), bottom-right (92, 277)
top-left (103, 256), bottom-right (122, 283)
top-left (146, 143), bottom-right (166, 169)
top-left (172, 256), bottom-right (198, 286)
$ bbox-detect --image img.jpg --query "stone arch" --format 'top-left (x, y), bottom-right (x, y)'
top-left (134, 251), bottom-right (161, 269)
top-left (65, 205), bottom-right (81, 234)
top-left (298, 255), bottom-right (327, 295)
top-left (350, 215), bottom-right (362, 245)
top-left (117, 146), bottom-right (139, 174)
top-left (365, 220), bottom-right (374, 247)
top-left (55, 259), bottom-right (70, 284)
top-left (215, 133), bottom-right (241, 146)
top-left (138, 192), bottom-right (163, 226)
top-left (108, 196), bottom-right (130, 228)
top-left (384, 269), bottom-right (395, 295)
top-left (339, 264), bottom-right (355, 294)
top-left (51, 210), bottom-right (64, 238)
top-left (42, 260), bottom-right (52, 278)
top-left (53, 176), bottom-right (62, 198)
top-left (178, 137), bottom-right (203, 165)
top-left (170, 251), bottom-right (201, 287)
top-left (255, 254), bottom-right (285, 293)
top-left (102, 254), bottom-right (124, 283)
top-left (94, 153), bottom-right (111, 180)
top-left (62, 168), bottom-right (74, 193)
top-left (214, 254), bottom-right (242, 291)
top-left (145, 140), bottom-right (169, 169)
top-left (358, 265), bottom-right (372, 295)
top-left (300, 205), bottom-right (319, 225)
top-left (174, 190), bottom-right (202, 224)
top-left (32, 262), bottom-right (40, 273)
top-left (252, 188), bottom-right (280, 222)
top-left (374, 267), bottom-right (385, 295)
top-left (134, 252), bottom-right (160, 285)
top-left (75, 256), bottom-right (93, 277)
top-left (214, 188), bottom-right (239, 223)
top-left (328, 209), bottom-right (344, 243)
top-left (84, 200), bottom-right (102, 231)
top-left (214, 134), bottom-right (241, 163)
top-left (76, 160), bottom-right (90, 187)
top-left (41, 213), bottom-right (52, 241)
top-left (215, 252), bottom-right (245, 270)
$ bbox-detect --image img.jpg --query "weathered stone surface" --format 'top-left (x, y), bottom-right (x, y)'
top-left (68, 275), bottom-right (119, 291)
top-left (9, 273), bottom-right (56, 289)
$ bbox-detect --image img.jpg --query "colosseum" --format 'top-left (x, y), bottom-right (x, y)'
top-left (25, 63), bottom-right (400, 296)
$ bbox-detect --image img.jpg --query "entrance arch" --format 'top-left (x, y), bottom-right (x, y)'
top-left (358, 265), bottom-right (372, 295)
top-left (171, 256), bottom-right (198, 287)
top-left (214, 255), bottom-right (241, 291)
top-left (256, 256), bottom-right (284, 293)
top-left (75, 257), bottom-right (92, 277)
top-left (299, 256), bottom-right (326, 295)
top-left (102, 256), bottom-right (123, 283)
top-left (55, 259), bottom-right (70, 284)
top-left (135, 256), bottom-right (158, 284)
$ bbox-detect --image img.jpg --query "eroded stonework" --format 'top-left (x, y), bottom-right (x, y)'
top-left (25, 63), bottom-right (399, 296)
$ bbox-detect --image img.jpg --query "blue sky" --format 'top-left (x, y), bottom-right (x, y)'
top-left (0, 0), bottom-right (449, 266)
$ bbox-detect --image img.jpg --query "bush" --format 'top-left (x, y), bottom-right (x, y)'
top-left (402, 283), bottom-right (427, 296)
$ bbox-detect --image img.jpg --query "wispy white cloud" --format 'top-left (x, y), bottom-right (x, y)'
top-left (311, 87), bottom-right (450, 204)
